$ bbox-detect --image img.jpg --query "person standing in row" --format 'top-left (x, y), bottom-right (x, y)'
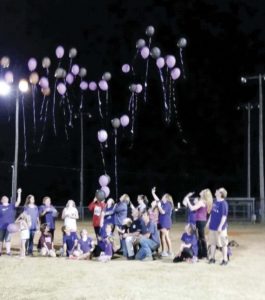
top-left (62, 200), bottom-right (79, 232)
top-left (88, 196), bottom-right (106, 239)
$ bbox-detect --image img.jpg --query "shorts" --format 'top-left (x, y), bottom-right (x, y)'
top-left (0, 229), bottom-right (11, 242)
top-left (158, 224), bottom-right (171, 230)
top-left (208, 229), bottom-right (228, 247)
top-left (20, 229), bottom-right (30, 240)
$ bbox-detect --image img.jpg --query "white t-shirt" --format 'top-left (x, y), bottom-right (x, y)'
top-left (63, 207), bottom-right (79, 231)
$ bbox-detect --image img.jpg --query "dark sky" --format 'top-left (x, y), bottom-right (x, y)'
top-left (0, 0), bottom-right (264, 205)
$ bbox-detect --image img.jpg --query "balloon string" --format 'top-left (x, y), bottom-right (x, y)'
top-left (38, 96), bottom-right (50, 152)
top-left (179, 48), bottom-right (186, 79)
top-left (31, 85), bottom-right (36, 143)
top-left (105, 90), bottom-right (109, 119)
top-left (52, 79), bottom-right (58, 135)
top-left (99, 143), bottom-right (106, 174)
top-left (65, 92), bottom-right (73, 127)
top-left (97, 90), bottom-right (103, 119)
top-left (61, 96), bottom-right (69, 140)
top-left (80, 92), bottom-right (83, 110)
top-left (39, 95), bottom-right (46, 120)
top-left (21, 95), bottom-right (28, 166)
top-left (143, 37), bottom-right (152, 103)
top-left (68, 58), bottom-right (73, 73)
top-left (159, 69), bottom-right (169, 122)
top-left (172, 84), bottom-right (186, 143)
top-left (114, 129), bottom-right (118, 202)
top-left (131, 49), bottom-right (139, 77)
top-left (131, 93), bottom-right (135, 135)
top-left (168, 77), bottom-right (172, 124)
top-left (128, 94), bottom-right (134, 111)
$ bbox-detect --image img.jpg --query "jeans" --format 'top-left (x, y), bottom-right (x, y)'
top-left (135, 237), bottom-right (158, 260)
top-left (26, 229), bottom-right (36, 254)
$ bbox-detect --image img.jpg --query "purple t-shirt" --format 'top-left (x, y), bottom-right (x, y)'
top-left (24, 206), bottom-right (39, 230)
top-left (209, 200), bottom-right (228, 231)
top-left (141, 221), bottom-right (160, 246)
top-left (158, 201), bottom-right (173, 229)
top-left (39, 205), bottom-right (56, 230)
top-left (114, 202), bottom-right (128, 226)
top-left (104, 206), bottom-right (115, 226)
top-left (0, 204), bottom-right (16, 229)
top-left (98, 227), bottom-right (114, 256)
top-left (63, 232), bottom-right (78, 255)
top-left (181, 232), bottom-right (198, 256)
top-left (195, 206), bottom-right (207, 222)
top-left (78, 237), bottom-right (93, 253)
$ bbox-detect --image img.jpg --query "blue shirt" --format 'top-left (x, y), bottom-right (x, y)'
top-left (78, 237), bottom-right (93, 253)
top-left (158, 201), bottom-right (173, 229)
top-left (141, 220), bottom-right (160, 246)
top-left (63, 232), bottom-right (78, 255)
top-left (24, 206), bottom-right (39, 230)
top-left (209, 200), bottom-right (228, 231)
top-left (0, 204), bottom-right (16, 229)
top-left (104, 206), bottom-right (115, 226)
top-left (181, 232), bottom-right (198, 256)
top-left (39, 205), bottom-right (57, 230)
top-left (114, 202), bottom-right (128, 226)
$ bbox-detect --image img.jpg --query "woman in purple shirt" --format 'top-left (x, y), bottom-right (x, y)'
top-left (24, 194), bottom-right (40, 255)
top-left (0, 188), bottom-right (22, 255)
top-left (152, 187), bottom-right (173, 257)
top-left (184, 189), bottom-right (213, 258)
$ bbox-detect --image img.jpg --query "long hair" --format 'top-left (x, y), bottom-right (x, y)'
top-left (200, 189), bottom-right (213, 214)
top-left (163, 193), bottom-right (174, 209)
top-left (24, 195), bottom-right (35, 207)
top-left (66, 199), bottom-right (76, 208)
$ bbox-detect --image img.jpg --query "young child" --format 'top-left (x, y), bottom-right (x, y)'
top-left (38, 224), bottom-right (56, 257)
top-left (98, 223), bottom-right (115, 262)
top-left (16, 212), bottom-right (31, 258)
top-left (72, 229), bottom-right (95, 260)
top-left (88, 196), bottom-right (106, 239)
top-left (62, 225), bottom-right (78, 257)
top-left (62, 200), bottom-right (79, 232)
top-left (173, 223), bottom-right (198, 263)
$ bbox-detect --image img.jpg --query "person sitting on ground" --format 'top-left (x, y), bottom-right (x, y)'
top-left (97, 223), bottom-right (115, 262)
top-left (173, 223), bottom-right (198, 263)
top-left (38, 224), bottom-right (56, 257)
top-left (62, 225), bottom-right (78, 257)
top-left (72, 229), bottom-right (95, 260)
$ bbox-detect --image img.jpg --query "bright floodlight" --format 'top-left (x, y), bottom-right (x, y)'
top-left (0, 81), bottom-right (11, 96)
top-left (241, 77), bottom-right (247, 84)
top-left (18, 79), bottom-right (29, 93)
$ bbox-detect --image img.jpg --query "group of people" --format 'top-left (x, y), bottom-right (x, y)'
top-left (0, 186), bottom-right (229, 265)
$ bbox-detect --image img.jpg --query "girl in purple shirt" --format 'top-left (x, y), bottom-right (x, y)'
top-left (152, 187), bottom-right (173, 257)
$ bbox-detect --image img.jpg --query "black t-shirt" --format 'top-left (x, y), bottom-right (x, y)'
top-left (129, 219), bottom-right (142, 233)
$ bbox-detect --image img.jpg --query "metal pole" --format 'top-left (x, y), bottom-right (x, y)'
top-left (80, 111), bottom-right (84, 221)
top-left (258, 74), bottom-right (265, 223)
top-left (11, 90), bottom-right (19, 204)
top-left (247, 103), bottom-right (251, 198)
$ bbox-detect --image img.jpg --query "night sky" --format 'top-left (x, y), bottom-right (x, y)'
top-left (0, 0), bottom-right (264, 205)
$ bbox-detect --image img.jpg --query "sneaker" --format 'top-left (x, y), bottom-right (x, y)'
top-left (161, 251), bottom-right (169, 257)
top-left (220, 260), bottom-right (228, 266)
top-left (167, 252), bottom-right (174, 258)
top-left (127, 256), bottom-right (135, 260)
top-left (208, 258), bottom-right (216, 264)
top-left (6, 252), bottom-right (12, 257)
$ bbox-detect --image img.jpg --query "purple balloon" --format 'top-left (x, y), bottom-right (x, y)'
top-left (122, 64), bottom-right (130, 73)
top-left (171, 68), bottom-right (181, 80)
top-left (57, 83), bottom-right (67, 95)
top-left (89, 81), bottom-right (97, 91)
top-left (120, 115), bottom-right (130, 127)
top-left (99, 175), bottom-right (110, 187)
top-left (141, 47), bottom-right (150, 59)
top-left (56, 46), bottom-right (64, 59)
top-left (98, 129), bottom-right (108, 143)
top-left (98, 80), bottom-right (108, 91)
top-left (4, 71), bottom-right (14, 83)
top-left (156, 57), bottom-right (165, 69)
top-left (101, 186), bottom-right (110, 198)
top-left (71, 64), bottom-right (80, 76)
top-left (136, 84), bottom-right (143, 94)
top-left (28, 58), bottom-right (37, 72)
top-left (66, 73), bottom-right (74, 85)
top-left (166, 55), bottom-right (176, 68)
top-left (39, 77), bottom-right (49, 88)
top-left (80, 81), bottom-right (88, 91)
top-left (7, 223), bottom-right (19, 233)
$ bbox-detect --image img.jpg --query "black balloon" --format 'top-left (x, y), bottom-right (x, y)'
top-left (95, 189), bottom-right (105, 201)
top-left (102, 72), bottom-right (112, 81)
top-left (136, 39), bottom-right (146, 49)
top-left (129, 84), bottom-right (137, 93)
top-left (111, 118), bottom-right (120, 129)
top-left (145, 26), bottom-right (155, 37)
top-left (150, 47), bottom-right (161, 59)
top-left (177, 37), bottom-right (187, 48)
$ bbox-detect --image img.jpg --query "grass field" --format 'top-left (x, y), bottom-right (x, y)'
top-left (0, 221), bottom-right (265, 300)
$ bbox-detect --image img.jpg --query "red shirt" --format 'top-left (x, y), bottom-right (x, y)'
top-left (88, 201), bottom-right (106, 227)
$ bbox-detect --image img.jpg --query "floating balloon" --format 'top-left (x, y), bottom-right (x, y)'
top-left (122, 64), bottom-right (130, 73)
top-left (98, 80), bottom-right (108, 91)
top-left (177, 37), bottom-right (187, 48)
top-left (55, 45), bottom-right (64, 59)
top-left (28, 58), bottom-right (37, 72)
top-left (102, 72), bottom-right (111, 81)
top-left (141, 47), bottom-right (150, 59)
top-left (135, 84), bottom-right (143, 94)
top-left (80, 81), bottom-right (88, 90)
top-left (55, 68), bottom-right (66, 78)
top-left (156, 57), bottom-right (165, 69)
top-left (105, 174), bottom-right (111, 184)
top-left (136, 39), bottom-right (146, 49)
top-left (120, 115), bottom-right (130, 127)
top-left (71, 64), bottom-right (80, 75)
top-left (66, 73), bottom-right (74, 85)
top-left (171, 67), bottom-right (181, 80)
top-left (166, 55), bottom-right (176, 68)
top-left (39, 77), bottom-right (49, 88)
top-left (42, 57), bottom-right (51, 69)
top-left (150, 47), bottom-right (161, 59)
top-left (7, 223), bottom-right (19, 233)
top-left (99, 175), bottom-right (110, 187)
top-left (4, 71), bottom-right (14, 84)
top-left (129, 84), bottom-right (137, 93)
top-left (89, 81), bottom-right (97, 91)
top-left (29, 72), bottom-right (39, 85)
top-left (79, 67), bottom-right (87, 78)
top-left (111, 118), bottom-right (120, 129)
top-left (1, 56), bottom-right (10, 68)
top-left (101, 186), bottom-right (110, 198)
top-left (41, 87), bottom-right (51, 96)
top-left (145, 25), bottom-right (155, 37)
top-left (98, 130), bottom-right (108, 143)
top-left (95, 189), bottom-right (105, 201)
top-left (69, 48), bottom-right (78, 58)
top-left (57, 83), bottom-right (67, 95)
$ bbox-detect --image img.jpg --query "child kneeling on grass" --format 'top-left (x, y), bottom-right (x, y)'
top-left (173, 223), bottom-right (198, 263)
top-left (62, 225), bottom-right (78, 257)
top-left (97, 223), bottom-right (115, 262)
top-left (38, 224), bottom-right (56, 257)
top-left (72, 229), bottom-right (95, 260)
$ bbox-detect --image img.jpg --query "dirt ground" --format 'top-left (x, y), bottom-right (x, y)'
top-left (0, 221), bottom-right (265, 300)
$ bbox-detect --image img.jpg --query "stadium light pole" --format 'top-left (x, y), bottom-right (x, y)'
top-left (241, 74), bottom-right (265, 223)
